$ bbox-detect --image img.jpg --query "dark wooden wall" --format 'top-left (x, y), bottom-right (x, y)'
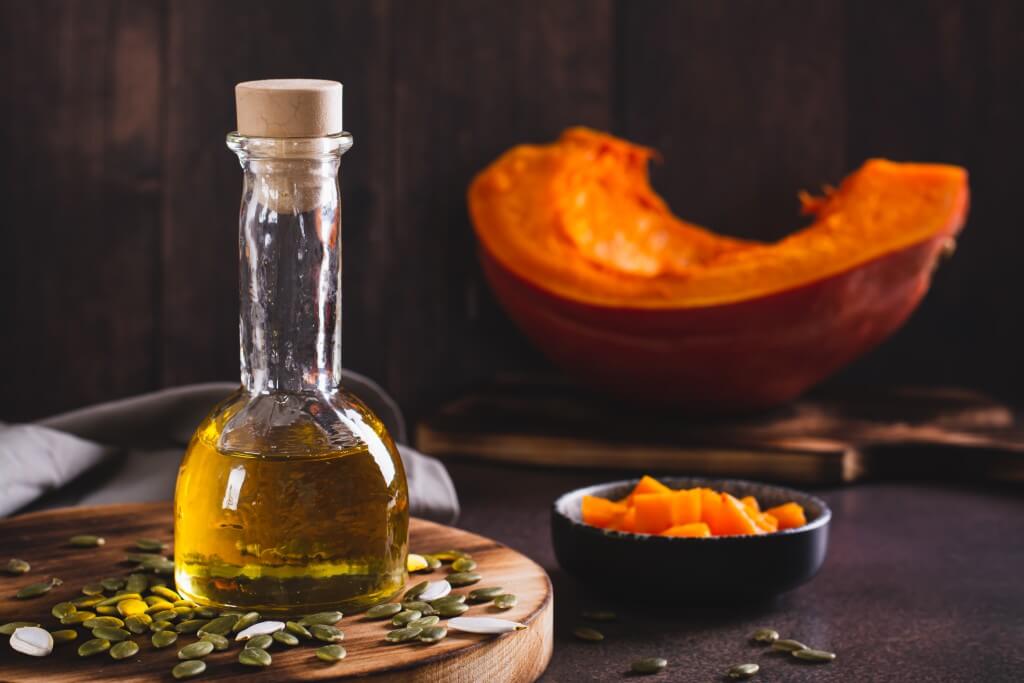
top-left (1, 0), bottom-right (1021, 425)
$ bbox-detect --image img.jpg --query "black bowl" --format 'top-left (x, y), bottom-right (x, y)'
top-left (552, 477), bottom-right (831, 604)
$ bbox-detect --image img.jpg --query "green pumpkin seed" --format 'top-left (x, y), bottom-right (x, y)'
top-left (81, 583), bottom-right (105, 596)
top-left (50, 629), bottom-right (78, 644)
top-left (468, 586), bottom-right (504, 603)
top-left (418, 625), bottom-right (448, 643)
top-left (315, 644), bottom-right (346, 662)
top-left (51, 602), bottom-right (76, 619)
top-left (436, 601), bottom-right (469, 618)
top-left (403, 581), bottom-right (429, 601)
top-left (74, 595), bottom-right (104, 608)
top-left (151, 619), bottom-right (174, 632)
top-left (409, 615), bottom-right (440, 629)
top-left (5, 558), bottom-right (30, 575)
top-left (174, 607), bottom-right (194, 620)
top-left (392, 609), bottom-right (422, 627)
top-left (401, 600), bottom-right (438, 616)
top-left (310, 624), bottom-right (345, 643)
top-left (446, 571), bottom-right (481, 587)
top-left (492, 594), bottom-right (517, 610)
top-left (430, 593), bottom-right (466, 606)
top-left (751, 627), bottom-right (779, 644)
top-left (239, 647), bottom-right (272, 667)
top-left (82, 616), bottom-right (122, 629)
top-left (197, 614), bottom-right (238, 636)
top-left (246, 634), bottom-right (274, 650)
top-left (728, 662), bottom-right (760, 679)
top-left (299, 611), bottom-right (343, 626)
top-left (173, 599), bottom-right (198, 608)
top-left (125, 614), bottom-right (152, 634)
top-left (366, 603), bottom-right (403, 619)
top-left (428, 550), bottom-right (470, 563)
top-left (793, 648), bottom-right (836, 663)
top-left (198, 632), bottom-right (229, 651)
top-left (77, 638), bottom-right (111, 657)
top-left (0, 621), bottom-right (39, 635)
top-left (581, 609), bottom-right (616, 621)
top-left (178, 640), bottom-right (215, 660)
top-left (232, 611), bottom-right (260, 632)
top-left (573, 626), bottom-right (604, 642)
top-left (422, 554), bottom-right (442, 570)
top-left (385, 626), bottom-right (423, 643)
top-left (273, 630), bottom-right (299, 646)
top-left (99, 577), bottom-right (124, 592)
top-left (92, 626), bottom-right (131, 641)
top-left (285, 621), bottom-right (312, 639)
top-left (124, 552), bottom-right (165, 564)
top-left (16, 577), bottom-right (63, 599)
top-left (97, 592), bottom-right (141, 607)
top-left (124, 574), bottom-right (149, 594)
top-left (69, 535), bottom-right (105, 548)
top-left (152, 630), bottom-right (178, 648)
top-left (150, 586), bottom-right (182, 602)
top-left (135, 538), bottom-right (167, 552)
top-left (772, 639), bottom-right (808, 652)
top-left (175, 619), bottom-right (208, 634)
top-left (61, 611), bottom-right (97, 625)
top-left (110, 640), bottom-right (139, 660)
top-left (451, 557), bottom-right (477, 572)
top-left (195, 607), bottom-right (219, 619)
top-left (631, 657), bottom-right (668, 674)
top-left (171, 660), bottom-right (206, 679)
top-left (151, 609), bottom-right (178, 622)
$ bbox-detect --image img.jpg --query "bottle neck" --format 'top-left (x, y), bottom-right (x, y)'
top-left (229, 133), bottom-right (352, 395)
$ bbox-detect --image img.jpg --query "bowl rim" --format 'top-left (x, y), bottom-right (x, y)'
top-left (553, 476), bottom-right (832, 542)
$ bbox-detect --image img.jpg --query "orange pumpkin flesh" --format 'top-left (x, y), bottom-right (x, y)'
top-left (470, 128), bottom-right (969, 410)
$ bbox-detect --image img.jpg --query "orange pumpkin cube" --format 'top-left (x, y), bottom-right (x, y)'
top-left (764, 502), bottom-right (807, 530)
top-left (662, 522), bottom-right (711, 538)
top-left (609, 506), bottom-right (637, 533)
top-left (700, 488), bottom-right (724, 535)
top-left (671, 488), bottom-right (702, 525)
top-left (633, 493), bottom-right (676, 534)
top-left (581, 495), bottom-right (627, 528)
top-left (741, 495), bottom-right (760, 515)
top-left (718, 494), bottom-right (763, 536)
top-left (755, 512), bottom-right (779, 533)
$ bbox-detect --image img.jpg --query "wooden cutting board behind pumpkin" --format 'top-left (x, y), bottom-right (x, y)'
top-left (417, 375), bottom-right (1024, 485)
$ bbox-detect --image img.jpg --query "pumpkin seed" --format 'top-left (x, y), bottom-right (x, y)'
top-left (232, 611), bottom-right (261, 632)
top-left (5, 558), bottom-right (30, 575)
top-left (273, 630), bottom-right (299, 646)
top-left (468, 586), bottom-right (504, 603)
top-left (178, 640), bottom-right (215, 659)
top-left (429, 549), bottom-right (470, 563)
top-left (315, 644), bottom-right (347, 661)
top-left (61, 611), bottom-right (97, 625)
top-left (199, 632), bottom-right (230, 651)
top-left (447, 616), bottom-right (526, 634)
top-left (51, 602), bottom-right (76, 619)
top-left (310, 624), bottom-right (345, 643)
top-left (402, 600), bottom-right (438, 616)
top-left (50, 629), bottom-right (78, 644)
top-left (366, 603), bottom-right (403, 619)
top-left (392, 609), bottom-right (422, 627)
top-left (150, 620), bottom-right (174, 632)
top-left (150, 586), bottom-right (182, 602)
top-left (173, 607), bottom-right (194, 619)
top-left (728, 662), bottom-right (760, 678)
top-left (409, 615), bottom-right (440, 629)
top-left (573, 626), bottom-right (604, 642)
top-left (239, 647), bottom-right (272, 667)
top-left (407, 553), bottom-right (430, 572)
top-left (152, 630), bottom-right (179, 648)
top-left (246, 634), bottom-right (274, 650)
top-left (0, 621), bottom-right (39, 635)
top-left (792, 648), bottom-right (836, 663)
top-left (772, 639), bottom-right (809, 652)
top-left (403, 580), bottom-right (429, 601)
top-left (10, 627), bottom-right (54, 657)
top-left (285, 621), bottom-right (313, 639)
top-left (81, 583), bottom-right (105, 596)
top-left (385, 626), bottom-right (423, 643)
top-left (171, 660), bottom-right (206, 679)
top-left (235, 620), bottom-right (284, 641)
top-left (99, 577), bottom-right (124, 592)
top-left (110, 640), bottom-right (139, 660)
top-left (446, 571), bottom-right (481, 587)
top-left (631, 657), bottom-right (668, 675)
top-left (581, 609), bottom-right (616, 621)
top-left (97, 592), bottom-right (141, 607)
top-left (197, 614), bottom-right (239, 637)
top-left (83, 616), bottom-right (123, 628)
top-left (436, 601), bottom-right (469, 618)
top-left (151, 609), bottom-right (178, 622)
top-left (16, 577), bottom-right (62, 599)
top-left (125, 614), bottom-right (152, 634)
top-left (422, 554), bottom-right (442, 570)
top-left (96, 605), bottom-right (118, 616)
top-left (118, 599), bottom-right (148, 617)
top-left (92, 626), bottom-right (131, 642)
top-left (195, 607), bottom-right (219, 619)
top-left (492, 594), bottom-right (517, 610)
top-left (751, 627), bottom-right (779, 644)
top-left (74, 595), bottom-right (104, 607)
top-left (299, 611), bottom-right (343, 626)
top-left (69, 535), bottom-right (105, 547)
top-left (135, 538), bottom-right (167, 552)
top-left (123, 576), bottom-right (146, 596)
top-left (143, 595), bottom-right (164, 606)
top-left (430, 593), bottom-right (467, 606)
top-left (77, 638), bottom-right (111, 657)
top-left (451, 557), bottom-right (477, 572)
top-left (418, 625), bottom-right (448, 643)
top-left (176, 619), bottom-right (209, 634)
top-left (124, 552), bottom-right (165, 564)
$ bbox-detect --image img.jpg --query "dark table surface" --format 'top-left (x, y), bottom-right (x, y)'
top-left (444, 460), bottom-right (1024, 682)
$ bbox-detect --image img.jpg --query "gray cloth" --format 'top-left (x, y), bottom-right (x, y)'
top-left (0, 374), bottom-right (458, 524)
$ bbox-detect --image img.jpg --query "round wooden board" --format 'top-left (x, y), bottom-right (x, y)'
top-left (0, 504), bottom-right (552, 682)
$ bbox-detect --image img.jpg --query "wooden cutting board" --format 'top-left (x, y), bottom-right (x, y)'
top-left (417, 375), bottom-right (1024, 485)
top-left (0, 504), bottom-right (552, 682)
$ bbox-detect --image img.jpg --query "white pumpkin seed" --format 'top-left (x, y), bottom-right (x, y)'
top-left (446, 616), bottom-right (526, 634)
top-left (10, 627), bottom-right (53, 657)
top-left (235, 620), bottom-right (285, 641)
top-left (419, 580), bottom-right (451, 602)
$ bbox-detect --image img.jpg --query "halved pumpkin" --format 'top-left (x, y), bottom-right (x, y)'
top-left (469, 128), bottom-right (969, 410)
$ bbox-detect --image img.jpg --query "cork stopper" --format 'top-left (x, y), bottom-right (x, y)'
top-left (235, 79), bottom-right (343, 137)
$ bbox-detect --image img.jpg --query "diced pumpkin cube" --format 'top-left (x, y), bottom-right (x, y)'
top-left (581, 495), bottom-right (627, 528)
top-left (764, 502), bottom-right (807, 530)
top-left (741, 495), bottom-right (760, 515)
top-left (609, 506), bottom-right (636, 533)
top-left (623, 475), bottom-right (672, 505)
top-left (633, 493), bottom-right (675, 534)
top-left (718, 493), bottom-right (763, 536)
top-left (671, 488), bottom-right (702, 525)
top-left (662, 522), bottom-right (711, 538)
top-left (700, 488), bottom-right (724, 534)
top-left (755, 512), bottom-right (779, 533)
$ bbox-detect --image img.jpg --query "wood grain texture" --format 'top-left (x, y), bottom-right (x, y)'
top-left (0, 504), bottom-right (553, 682)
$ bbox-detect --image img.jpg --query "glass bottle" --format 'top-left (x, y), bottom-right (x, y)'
top-left (174, 81), bottom-right (409, 613)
